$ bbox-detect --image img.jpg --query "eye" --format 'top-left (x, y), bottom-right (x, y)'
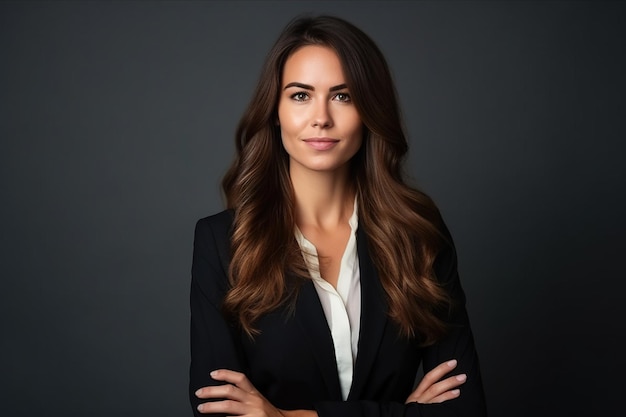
top-left (333, 92), bottom-right (351, 103)
top-left (290, 91), bottom-right (310, 102)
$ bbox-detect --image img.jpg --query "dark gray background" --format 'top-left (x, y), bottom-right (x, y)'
top-left (2, 1), bottom-right (625, 416)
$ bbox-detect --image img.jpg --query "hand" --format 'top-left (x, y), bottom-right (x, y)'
top-left (195, 369), bottom-right (284, 416)
top-left (405, 359), bottom-right (467, 404)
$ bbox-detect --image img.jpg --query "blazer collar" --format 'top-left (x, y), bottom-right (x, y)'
top-left (294, 280), bottom-right (343, 400)
top-left (348, 225), bottom-right (389, 400)
top-left (293, 225), bottom-right (389, 401)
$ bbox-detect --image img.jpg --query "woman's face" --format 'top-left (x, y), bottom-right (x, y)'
top-left (277, 45), bottom-right (363, 175)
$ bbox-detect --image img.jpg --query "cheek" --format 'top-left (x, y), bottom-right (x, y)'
top-left (279, 125), bottom-right (298, 157)
top-left (349, 118), bottom-right (364, 147)
top-left (277, 104), bottom-right (304, 136)
top-left (351, 125), bottom-right (366, 158)
top-left (282, 118), bottom-right (307, 137)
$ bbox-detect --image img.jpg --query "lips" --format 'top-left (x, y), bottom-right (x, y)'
top-left (303, 138), bottom-right (339, 151)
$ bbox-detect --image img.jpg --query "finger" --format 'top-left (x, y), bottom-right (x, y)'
top-left (423, 388), bottom-right (461, 404)
top-left (413, 359), bottom-right (457, 395)
top-left (197, 398), bottom-right (246, 415)
top-left (210, 369), bottom-right (256, 392)
top-left (407, 373), bottom-right (466, 404)
top-left (195, 383), bottom-right (247, 402)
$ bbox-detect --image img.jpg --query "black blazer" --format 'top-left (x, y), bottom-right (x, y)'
top-left (189, 210), bottom-right (487, 417)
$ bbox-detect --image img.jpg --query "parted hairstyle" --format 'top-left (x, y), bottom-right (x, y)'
top-left (221, 15), bottom-right (451, 345)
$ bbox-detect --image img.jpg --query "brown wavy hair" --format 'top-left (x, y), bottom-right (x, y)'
top-left (222, 15), bottom-right (451, 345)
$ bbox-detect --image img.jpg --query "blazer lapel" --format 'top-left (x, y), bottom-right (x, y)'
top-left (348, 226), bottom-right (389, 400)
top-left (294, 279), bottom-right (343, 400)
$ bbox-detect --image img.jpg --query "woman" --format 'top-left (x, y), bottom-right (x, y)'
top-left (190, 15), bottom-right (487, 417)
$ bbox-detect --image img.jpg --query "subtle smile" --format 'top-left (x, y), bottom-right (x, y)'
top-left (303, 137), bottom-right (340, 151)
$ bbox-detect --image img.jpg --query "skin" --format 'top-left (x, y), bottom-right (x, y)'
top-left (196, 363), bottom-right (466, 416)
top-left (278, 45), bottom-right (363, 288)
top-left (195, 45), bottom-right (467, 416)
top-left (278, 45), bottom-right (363, 176)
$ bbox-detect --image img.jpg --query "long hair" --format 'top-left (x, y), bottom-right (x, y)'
top-left (221, 15), bottom-right (450, 344)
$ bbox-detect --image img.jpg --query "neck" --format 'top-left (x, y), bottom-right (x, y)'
top-left (290, 164), bottom-right (355, 230)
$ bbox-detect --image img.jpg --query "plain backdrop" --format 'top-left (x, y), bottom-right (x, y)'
top-left (1, 1), bottom-right (625, 416)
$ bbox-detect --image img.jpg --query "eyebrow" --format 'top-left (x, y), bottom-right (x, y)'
top-left (283, 82), bottom-right (348, 92)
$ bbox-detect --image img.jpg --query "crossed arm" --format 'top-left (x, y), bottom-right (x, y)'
top-left (195, 359), bottom-right (467, 416)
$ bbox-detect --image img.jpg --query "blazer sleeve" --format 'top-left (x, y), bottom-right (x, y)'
top-left (189, 213), bottom-right (245, 417)
top-left (313, 222), bottom-right (488, 417)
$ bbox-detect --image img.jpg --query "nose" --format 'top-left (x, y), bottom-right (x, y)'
top-left (311, 100), bottom-right (333, 129)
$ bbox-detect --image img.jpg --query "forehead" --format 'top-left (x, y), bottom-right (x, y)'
top-left (282, 45), bottom-right (346, 85)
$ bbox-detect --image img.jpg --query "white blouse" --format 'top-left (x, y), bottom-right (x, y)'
top-left (294, 203), bottom-right (361, 400)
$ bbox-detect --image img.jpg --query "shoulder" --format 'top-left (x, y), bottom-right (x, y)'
top-left (193, 209), bottom-right (234, 266)
top-left (191, 209), bottom-right (234, 301)
top-left (194, 209), bottom-right (235, 241)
